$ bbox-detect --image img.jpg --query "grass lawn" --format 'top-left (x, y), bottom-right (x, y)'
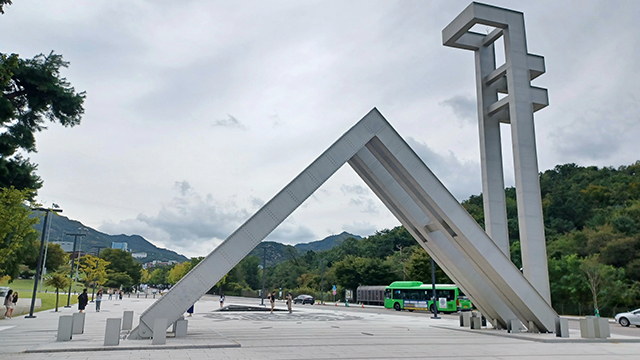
top-left (1, 279), bottom-right (90, 313)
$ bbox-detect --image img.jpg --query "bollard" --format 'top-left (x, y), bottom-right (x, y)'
top-left (460, 312), bottom-right (471, 327)
top-left (594, 317), bottom-right (610, 339)
top-left (152, 318), bottom-right (167, 345)
top-left (122, 310), bottom-right (134, 331)
top-left (137, 293), bottom-right (140, 298)
top-left (470, 316), bottom-right (482, 329)
top-left (555, 317), bottom-right (569, 338)
top-left (57, 315), bottom-right (73, 341)
top-left (508, 319), bottom-right (524, 333)
top-left (146, 293), bottom-right (148, 298)
top-left (175, 319), bottom-right (188, 338)
top-left (153, 293), bottom-right (156, 299)
top-left (72, 312), bottom-right (85, 334)
top-left (104, 318), bottom-right (121, 346)
top-left (580, 317), bottom-right (596, 338)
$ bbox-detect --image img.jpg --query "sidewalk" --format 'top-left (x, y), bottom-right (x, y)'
top-left (1, 295), bottom-right (639, 359)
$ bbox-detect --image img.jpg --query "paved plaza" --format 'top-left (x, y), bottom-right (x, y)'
top-left (1, 294), bottom-right (640, 359)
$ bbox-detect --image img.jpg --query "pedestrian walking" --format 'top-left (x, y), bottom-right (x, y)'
top-left (220, 293), bottom-right (225, 308)
top-left (78, 289), bottom-right (88, 313)
top-left (187, 305), bottom-right (194, 317)
top-left (3, 289), bottom-right (14, 319)
top-left (119, 290), bottom-right (123, 300)
top-left (269, 291), bottom-right (276, 313)
top-left (286, 293), bottom-right (292, 314)
top-left (95, 289), bottom-right (103, 312)
top-left (108, 289), bottom-right (113, 300)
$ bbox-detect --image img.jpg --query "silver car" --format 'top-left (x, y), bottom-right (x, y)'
top-left (615, 308), bottom-right (640, 327)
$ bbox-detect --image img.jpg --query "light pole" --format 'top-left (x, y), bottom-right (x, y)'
top-left (26, 206), bottom-right (62, 319)
top-left (260, 246), bottom-right (266, 306)
top-left (431, 257), bottom-right (440, 319)
top-left (90, 246), bottom-right (106, 303)
top-left (64, 231), bottom-right (86, 307)
top-left (320, 259), bottom-right (325, 305)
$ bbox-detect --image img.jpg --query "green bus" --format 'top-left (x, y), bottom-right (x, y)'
top-left (384, 281), bottom-right (473, 313)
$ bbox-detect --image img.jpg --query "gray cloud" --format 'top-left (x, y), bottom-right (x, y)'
top-left (406, 137), bottom-right (481, 201)
top-left (440, 95), bottom-right (477, 124)
top-left (341, 184), bottom-right (369, 196)
top-left (213, 115), bottom-right (246, 129)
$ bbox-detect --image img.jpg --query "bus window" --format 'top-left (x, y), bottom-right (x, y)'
top-left (394, 290), bottom-right (404, 299)
top-left (385, 289), bottom-right (392, 299)
top-left (436, 289), bottom-right (454, 301)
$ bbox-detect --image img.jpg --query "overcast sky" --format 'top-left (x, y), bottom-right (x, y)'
top-left (1, 0), bottom-right (639, 258)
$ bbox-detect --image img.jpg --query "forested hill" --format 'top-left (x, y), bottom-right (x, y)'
top-left (217, 161), bottom-right (640, 318)
top-left (31, 214), bottom-right (189, 263)
top-left (294, 232), bottom-right (362, 253)
top-left (462, 161), bottom-right (640, 316)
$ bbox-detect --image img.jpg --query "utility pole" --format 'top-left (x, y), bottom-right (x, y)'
top-left (64, 232), bottom-right (86, 307)
top-left (320, 259), bottom-right (325, 305)
top-left (430, 257), bottom-right (440, 319)
top-left (27, 206), bottom-right (62, 319)
top-left (90, 246), bottom-right (106, 303)
top-left (260, 246), bottom-right (266, 306)
top-left (38, 215), bottom-right (54, 293)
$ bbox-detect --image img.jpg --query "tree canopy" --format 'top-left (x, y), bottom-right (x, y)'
top-left (0, 51), bottom-right (85, 191)
top-left (0, 187), bottom-right (39, 280)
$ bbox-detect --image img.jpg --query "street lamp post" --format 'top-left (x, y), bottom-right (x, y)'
top-left (64, 232), bottom-right (86, 308)
top-left (26, 207), bottom-right (62, 319)
top-left (431, 257), bottom-right (440, 319)
top-left (260, 246), bottom-right (266, 306)
top-left (320, 259), bottom-right (325, 305)
top-left (90, 246), bottom-right (106, 303)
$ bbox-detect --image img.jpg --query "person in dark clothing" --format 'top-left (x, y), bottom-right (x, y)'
top-left (78, 289), bottom-right (88, 313)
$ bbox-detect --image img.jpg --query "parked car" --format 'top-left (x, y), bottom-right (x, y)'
top-left (615, 308), bottom-right (640, 327)
top-left (294, 295), bottom-right (314, 305)
top-left (0, 287), bottom-right (9, 299)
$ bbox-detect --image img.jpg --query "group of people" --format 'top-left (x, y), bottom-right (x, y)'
top-left (77, 288), bottom-right (121, 313)
top-left (3, 289), bottom-right (18, 319)
top-left (267, 291), bottom-right (293, 314)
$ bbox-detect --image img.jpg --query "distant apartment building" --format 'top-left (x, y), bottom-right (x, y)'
top-left (111, 242), bottom-right (128, 251)
top-left (50, 241), bottom-right (74, 252)
top-left (132, 252), bottom-right (147, 259)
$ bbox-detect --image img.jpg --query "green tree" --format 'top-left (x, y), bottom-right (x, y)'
top-left (0, 187), bottom-right (39, 280)
top-left (580, 255), bottom-right (624, 316)
top-left (140, 268), bottom-right (151, 284)
top-left (240, 255), bottom-right (261, 289)
top-left (0, 51), bottom-right (85, 191)
top-left (44, 242), bottom-right (68, 273)
top-left (104, 272), bottom-right (133, 289)
top-left (167, 261), bottom-right (191, 285)
top-left (100, 248), bottom-right (142, 285)
top-left (44, 265), bottom-right (72, 312)
top-left (78, 254), bottom-right (109, 287)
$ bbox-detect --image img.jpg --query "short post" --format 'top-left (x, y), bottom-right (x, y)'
top-left (57, 315), bottom-right (73, 341)
top-left (122, 310), bottom-right (134, 331)
top-left (555, 317), bottom-right (569, 338)
top-left (175, 319), bottom-right (188, 338)
top-left (72, 312), bottom-right (85, 334)
top-left (470, 313), bottom-right (482, 329)
top-left (104, 318), bottom-right (122, 346)
top-left (508, 319), bottom-right (524, 333)
top-left (152, 318), bottom-right (167, 345)
top-left (594, 317), bottom-right (610, 339)
top-left (460, 312), bottom-right (471, 327)
top-left (580, 316), bottom-right (596, 338)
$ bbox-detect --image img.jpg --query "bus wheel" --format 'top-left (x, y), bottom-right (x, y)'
top-left (394, 302), bottom-right (401, 311)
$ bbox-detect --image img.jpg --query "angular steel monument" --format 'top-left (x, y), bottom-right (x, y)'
top-left (130, 2), bottom-right (561, 339)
